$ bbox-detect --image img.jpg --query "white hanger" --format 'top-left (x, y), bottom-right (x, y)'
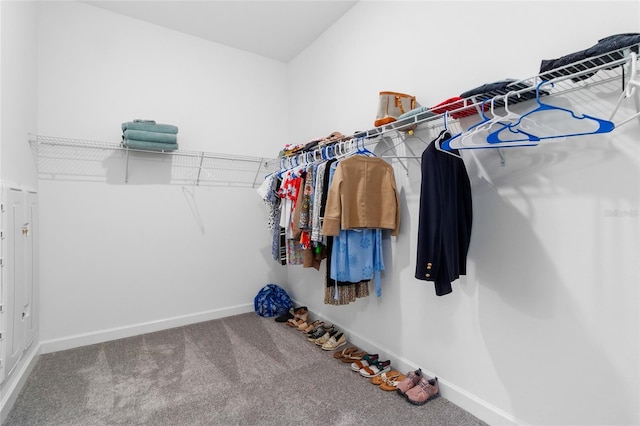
top-left (435, 111), bottom-right (463, 159)
top-left (452, 91), bottom-right (527, 149)
top-left (609, 51), bottom-right (640, 127)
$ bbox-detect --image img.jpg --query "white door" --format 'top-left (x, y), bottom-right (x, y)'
top-left (3, 187), bottom-right (26, 379)
top-left (24, 190), bottom-right (38, 348)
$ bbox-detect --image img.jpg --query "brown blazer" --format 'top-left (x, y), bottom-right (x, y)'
top-left (321, 155), bottom-right (400, 236)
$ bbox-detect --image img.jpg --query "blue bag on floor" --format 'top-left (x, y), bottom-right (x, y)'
top-left (254, 284), bottom-right (293, 317)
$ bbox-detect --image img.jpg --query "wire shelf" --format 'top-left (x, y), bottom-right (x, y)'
top-left (30, 134), bottom-right (278, 187)
top-left (279, 42), bottom-right (639, 166)
top-left (29, 43), bottom-right (640, 182)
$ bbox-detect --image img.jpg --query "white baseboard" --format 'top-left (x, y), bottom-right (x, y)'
top-left (309, 308), bottom-right (522, 426)
top-left (39, 303), bottom-right (255, 354)
top-left (0, 342), bottom-right (41, 424)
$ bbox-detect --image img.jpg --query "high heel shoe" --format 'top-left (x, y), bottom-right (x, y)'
top-left (300, 319), bottom-right (322, 332)
top-left (286, 306), bottom-right (308, 327)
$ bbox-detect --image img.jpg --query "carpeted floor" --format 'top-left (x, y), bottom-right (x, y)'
top-left (5, 312), bottom-right (488, 425)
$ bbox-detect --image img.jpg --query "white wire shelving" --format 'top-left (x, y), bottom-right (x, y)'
top-left (368, 43), bottom-right (639, 139)
top-left (29, 43), bottom-right (639, 183)
top-left (29, 134), bottom-right (278, 188)
top-left (276, 42), bottom-right (640, 170)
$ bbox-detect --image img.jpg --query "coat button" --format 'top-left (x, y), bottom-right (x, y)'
top-left (425, 273), bottom-right (430, 278)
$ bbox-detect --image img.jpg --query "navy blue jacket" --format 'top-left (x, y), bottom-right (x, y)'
top-left (415, 137), bottom-right (473, 296)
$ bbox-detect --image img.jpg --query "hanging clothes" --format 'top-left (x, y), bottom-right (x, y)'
top-left (415, 133), bottom-right (473, 296)
top-left (278, 168), bottom-right (305, 265)
top-left (310, 161), bottom-right (327, 243)
top-left (322, 155), bottom-right (397, 303)
top-left (322, 158), bottom-right (370, 305)
top-left (264, 142), bottom-right (400, 305)
top-left (321, 155), bottom-right (400, 237)
top-left (331, 228), bottom-right (384, 297)
top-left (257, 173), bottom-right (286, 265)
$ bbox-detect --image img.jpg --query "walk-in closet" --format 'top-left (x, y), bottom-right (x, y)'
top-left (1, 1), bottom-right (638, 425)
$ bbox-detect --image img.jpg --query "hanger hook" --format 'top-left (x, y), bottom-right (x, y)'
top-left (626, 51), bottom-right (637, 97)
top-left (536, 80), bottom-right (554, 103)
top-left (442, 110), bottom-right (449, 131)
top-left (503, 90), bottom-right (518, 115)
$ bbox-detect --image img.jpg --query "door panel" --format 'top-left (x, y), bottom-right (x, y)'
top-left (24, 191), bottom-right (38, 348)
top-left (4, 187), bottom-right (25, 378)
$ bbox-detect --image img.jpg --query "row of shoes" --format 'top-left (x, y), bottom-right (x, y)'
top-left (333, 345), bottom-right (440, 405)
top-left (341, 349), bottom-right (440, 405)
top-left (277, 306), bottom-right (348, 351)
top-left (276, 307), bottom-right (440, 406)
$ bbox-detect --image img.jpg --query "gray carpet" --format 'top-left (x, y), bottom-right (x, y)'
top-left (5, 313), bottom-right (488, 425)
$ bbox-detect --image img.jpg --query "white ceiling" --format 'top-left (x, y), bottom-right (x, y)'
top-left (83, 1), bottom-right (358, 63)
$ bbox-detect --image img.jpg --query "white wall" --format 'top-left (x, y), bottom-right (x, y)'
top-left (1, 0), bottom-right (38, 186)
top-left (36, 1), bottom-right (287, 349)
top-left (0, 1), bottom-right (40, 421)
top-left (286, 2), bottom-right (640, 426)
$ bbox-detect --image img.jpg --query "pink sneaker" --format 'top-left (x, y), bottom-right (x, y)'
top-left (406, 377), bottom-right (440, 406)
top-left (396, 368), bottom-right (422, 397)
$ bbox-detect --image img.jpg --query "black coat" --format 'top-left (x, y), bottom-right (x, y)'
top-left (415, 138), bottom-right (473, 296)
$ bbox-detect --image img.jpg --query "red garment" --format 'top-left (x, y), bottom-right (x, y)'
top-left (430, 96), bottom-right (479, 119)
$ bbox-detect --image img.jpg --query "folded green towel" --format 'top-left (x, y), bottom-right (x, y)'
top-left (123, 129), bottom-right (177, 144)
top-left (398, 106), bottom-right (435, 120)
top-left (121, 121), bottom-right (179, 134)
top-left (123, 139), bottom-right (179, 152)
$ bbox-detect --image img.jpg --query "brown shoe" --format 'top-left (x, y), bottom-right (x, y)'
top-left (405, 377), bottom-right (440, 406)
top-left (340, 350), bottom-right (366, 363)
top-left (379, 373), bottom-right (407, 391)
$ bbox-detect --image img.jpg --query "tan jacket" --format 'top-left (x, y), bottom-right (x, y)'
top-left (321, 155), bottom-right (400, 236)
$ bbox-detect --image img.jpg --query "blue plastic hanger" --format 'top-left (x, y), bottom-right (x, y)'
top-left (486, 81), bottom-right (615, 144)
top-left (324, 144), bottom-right (337, 160)
top-left (447, 98), bottom-right (500, 150)
top-left (455, 92), bottom-right (541, 149)
top-left (356, 137), bottom-right (376, 156)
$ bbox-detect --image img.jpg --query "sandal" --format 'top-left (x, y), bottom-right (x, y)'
top-left (350, 354), bottom-right (379, 372)
top-left (370, 370), bottom-right (400, 386)
top-left (306, 325), bottom-right (333, 342)
top-left (341, 350), bottom-right (366, 363)
top-left (380, 373), bottom-right (407, 391)
top-left (359, 360), bottom-right (391, 378)
top-left (300, 320), bottom-right (322, 333)
top-left (287, 317), bottom-right (306, 328)
top-left (296, 320), bottom-right (310, 331)
top-left (333, 346), bottom-right (358, 360)
top-left (286, 307), bottom-right (309, 327)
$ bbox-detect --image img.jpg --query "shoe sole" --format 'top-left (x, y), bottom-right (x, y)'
top-left (396, 389), bottom-right (410, 399)
top-left (322, 340), bottom-right (346, 351)
top-left (359, 366), bottom-right (391, 378)
top-left (351, 362), bottom-right (367, 372)
top-left (406, 392), bottom-right (440, 406)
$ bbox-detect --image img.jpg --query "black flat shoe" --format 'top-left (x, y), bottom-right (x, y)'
top-left (274, 309), bottom-right (294, 323)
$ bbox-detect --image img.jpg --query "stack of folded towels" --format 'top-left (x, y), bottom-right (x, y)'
top-left (121, 119), bottom-right (179, 152)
